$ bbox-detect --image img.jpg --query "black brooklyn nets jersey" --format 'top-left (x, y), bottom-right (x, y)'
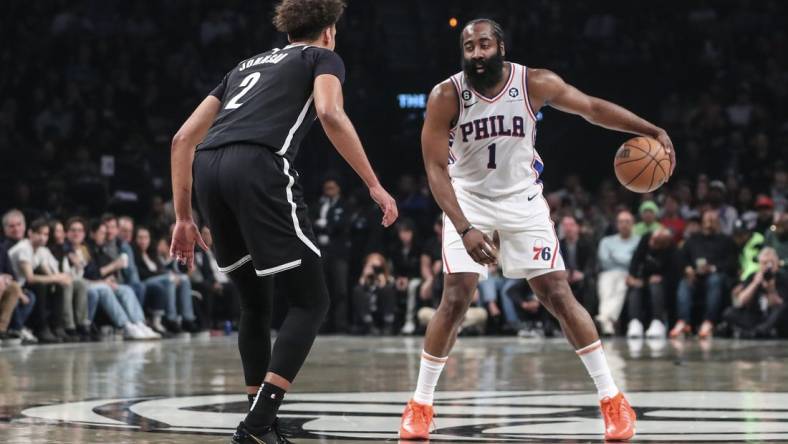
top-left (198, 43), bottom-right (345, 161)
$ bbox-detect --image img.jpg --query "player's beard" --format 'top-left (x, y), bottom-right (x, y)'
top-left (462, 48), bottom-right (505, 92)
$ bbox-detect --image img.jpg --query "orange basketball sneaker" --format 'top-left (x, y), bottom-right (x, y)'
top-left (399, 399), bottom-right (434, 440)
top-left (600, 392), bottom-right (637, 441)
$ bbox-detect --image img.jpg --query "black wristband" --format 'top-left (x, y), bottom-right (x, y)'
top-left (459, 225), bottom-right (474, 238)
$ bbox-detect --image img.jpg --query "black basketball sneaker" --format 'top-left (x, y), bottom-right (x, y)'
top-left (230, 420), bottom-right (292, 444)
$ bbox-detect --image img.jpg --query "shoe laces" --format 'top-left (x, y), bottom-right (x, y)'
top-left (603, 396), bottom-right (621, 424)
top-left (410, 402), bottom-right (436, 431)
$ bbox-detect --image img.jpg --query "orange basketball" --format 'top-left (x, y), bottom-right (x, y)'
top-left (614, 136), bottom-right (671, 193)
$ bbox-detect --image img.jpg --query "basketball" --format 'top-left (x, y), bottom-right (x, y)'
top-left (614, 136), bottom-right (671, 193)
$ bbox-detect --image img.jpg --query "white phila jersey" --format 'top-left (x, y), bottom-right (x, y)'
top-left (447, 62), bottom-right (543, 198)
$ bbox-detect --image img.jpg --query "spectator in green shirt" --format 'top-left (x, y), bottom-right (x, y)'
top-left (634, 201), bottom-right (664, 236)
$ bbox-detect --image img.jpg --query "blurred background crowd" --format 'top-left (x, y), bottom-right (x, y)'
top-left (0, 1), bottom-right (786, 345)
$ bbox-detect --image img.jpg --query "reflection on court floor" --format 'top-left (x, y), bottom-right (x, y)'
top-left (2, 336), bottom-right (787, 443)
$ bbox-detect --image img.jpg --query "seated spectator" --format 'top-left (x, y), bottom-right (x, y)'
top-left (2, 209), bottom-right (26, 250)
top-left (133, 226), bottom-right (199, 334)
top-left (192, 226), bottom-right (240, 330)
top-left (478, 264), bottom-right (521, 332)
top-left (47, 219), bottom-right (91, 340)
top-left (101, 213), bottom-right (146, 306)
top-left (84, 220), bottom-right (160, 340)
top-left (707, 180), bottom-right (738, 235)
top-left (764, 213), bottom-right (787, 270)
top-left (418, 285), bottom-right (487, 336)
top-left (596, 210), bottom-right (640, 336)
top-left (0, 243), bottom-right (23, 343)
top-left (671, 210), bottom-right (737, 338)
top-left (64, 217), bottom-right (149, 340)
top-left (626, 228), bottom-right (677, 338)
top-left (351, 253), bottom-right (397, 335)
top-left (390, 219), bottom-right (422, 334)
top-left (733, 219), bottom-right (765, 283)
top-left (312, 177), bottom-right (351, 334)
top-left (723, 247), bottom-right (787, 338)
top-left (634, 201), bottom-right (664, 236)
top-left (506, 279), bottom-right (553, 338)
top-left (0, 234), bottom-right (38, 344)
top-left (660, 194), bottom-right (686, 243)
top-left (559, 216), bottom-right (595, 310)
top-left (118, 216), bottom-right (135, 245)
top-left (753, 196), bottom-right (775, 235)
top-left (418, 215), bottom-right (443, 301)
top-left (8, 218), bottom-right (73, 343)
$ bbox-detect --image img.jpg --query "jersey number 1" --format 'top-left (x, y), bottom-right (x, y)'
top-left (225, 72), bottom-right (261, 110)
top-left (487, 143), bottom-right (497, 169)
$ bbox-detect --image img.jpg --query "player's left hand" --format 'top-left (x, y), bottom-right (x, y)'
top-left (655, 129), bottom-right (675, 178)
top-left (170, 219), bottom-right (209, 269)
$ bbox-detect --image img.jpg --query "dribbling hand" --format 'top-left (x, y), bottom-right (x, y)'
top-left (369, 185), bottom-right (399, 227)
top-left (655, 129), bottom-right (676, 177)
top-left (169, 219), bottom-right (209, 269)
top-left (462, 228), bottom-right (498, 265)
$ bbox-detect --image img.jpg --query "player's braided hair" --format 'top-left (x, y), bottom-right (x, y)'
top-left (273, 0), bottom-right (346, 41)
top-left (462, 18), bottom-right (505, 46)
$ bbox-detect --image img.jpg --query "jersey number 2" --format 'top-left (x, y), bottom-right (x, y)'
top-left (487, 143), bottom-right (497, 169)
top-left (225, 72), bottom-right (261, 110)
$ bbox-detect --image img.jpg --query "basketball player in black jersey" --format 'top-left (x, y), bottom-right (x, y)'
top-left (169, 1), bottom-right (397, 442)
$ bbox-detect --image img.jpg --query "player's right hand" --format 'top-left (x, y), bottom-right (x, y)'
top-left (462, 229), bottom-right (498, 265)
top-left (170, 218), bottom-right (209, 269)
top-left (655, 129), bottom-right (675, 177)
top-left (369, 185), bottom-right (398, 227)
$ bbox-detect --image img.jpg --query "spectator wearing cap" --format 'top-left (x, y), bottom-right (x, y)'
top-left (753, 195), bottom-right (775, 235)
top-left (634, 201), bottom-right (664, 236)
top-left (707, 180), bottom-right (738, 235)
top-left (671, 210), bottom-right (738, 339)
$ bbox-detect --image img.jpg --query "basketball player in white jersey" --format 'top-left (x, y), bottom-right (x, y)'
top-left (399, 19), bottom-right (675, 441)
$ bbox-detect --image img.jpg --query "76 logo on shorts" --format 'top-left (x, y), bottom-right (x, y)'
top-left (532, 241), bottom-right (552, 261)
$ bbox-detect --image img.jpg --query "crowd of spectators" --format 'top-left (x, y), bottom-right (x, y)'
top-left (1, 1), bottom-right (787, 346)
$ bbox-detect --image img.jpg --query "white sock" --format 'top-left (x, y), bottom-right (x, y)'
top-left (413, 350), bottom-right (447, 405)
top-left (576, 340), bottom-right (619, 400)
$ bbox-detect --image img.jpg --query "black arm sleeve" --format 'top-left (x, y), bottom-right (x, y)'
top-left (312, 50), bottom-right (346, 84)
top-left (209, 72), bottom-right (230, 99)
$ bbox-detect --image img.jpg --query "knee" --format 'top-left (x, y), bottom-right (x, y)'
top-left (313, 284), bottom-right (330, 319)
top-left (648, 275), bottom-right (663, 285)
top-left (541, 287), bottom-right (576, 318)
top-left (439, 285), bottom-right (474, 321)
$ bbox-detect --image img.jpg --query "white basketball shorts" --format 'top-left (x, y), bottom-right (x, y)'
top-left (441, 185), bottom-right (565, 280)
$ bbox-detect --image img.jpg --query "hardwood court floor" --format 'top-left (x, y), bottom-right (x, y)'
top-left (1, 334), bottom-right (787, 443)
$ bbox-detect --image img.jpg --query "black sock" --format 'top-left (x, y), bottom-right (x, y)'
top-left (247, 394), bottom-right (256, 410)
top-left (245, 383), bottom-right (286, 432)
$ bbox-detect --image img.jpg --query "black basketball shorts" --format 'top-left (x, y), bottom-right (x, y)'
top-left (193, 144), bottom-right (321, 276)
